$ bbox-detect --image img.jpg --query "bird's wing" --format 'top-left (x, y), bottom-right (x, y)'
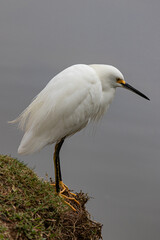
top-left (16, 65), bottom-right (102, 154)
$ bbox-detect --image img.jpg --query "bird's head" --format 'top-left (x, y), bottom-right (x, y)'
top-left (91, 65), bottom-right (150, 100)
top-left (115, 72), bottom-right (150, 101)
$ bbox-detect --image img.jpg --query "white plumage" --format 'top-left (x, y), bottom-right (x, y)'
top-left (10, 64), bottom-right (149, 155)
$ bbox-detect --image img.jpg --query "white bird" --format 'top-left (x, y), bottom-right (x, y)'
top-left (10, 64), bottom-right (149, 210)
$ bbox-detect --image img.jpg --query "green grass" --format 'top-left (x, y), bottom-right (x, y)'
top-left (0, 155), bottom-right (102, 239)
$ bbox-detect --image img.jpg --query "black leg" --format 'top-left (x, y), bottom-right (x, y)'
top-left (53, 138), bottom-right (80, 211)
top-left (53, 147), bottom-right (60, 193)
top-left (57, 138), bottom-right (65, 182)
top-left (53, 138), bottom-right (65, 193)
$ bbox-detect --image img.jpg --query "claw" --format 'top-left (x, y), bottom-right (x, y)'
top-left (61, 193), bottom-right (80, 205)
top-left (61, 198), bottom-right (77, 211)
top-left (51, 181), bottom-right (80, 210)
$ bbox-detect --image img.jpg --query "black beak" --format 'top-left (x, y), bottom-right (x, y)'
top-left (121, 83), bottom-right (150, 100)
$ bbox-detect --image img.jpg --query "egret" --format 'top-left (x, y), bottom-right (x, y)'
top-left (10, 64), bottom-right (149, 210)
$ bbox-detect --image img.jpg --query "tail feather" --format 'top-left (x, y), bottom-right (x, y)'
top-left (18, 131), bottom-right (46, 155)
top-left (8, 93), bottom-right (44, 131)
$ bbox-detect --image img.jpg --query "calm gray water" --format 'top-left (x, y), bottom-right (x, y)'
top-left (1, 1), bottom-right (160, 239)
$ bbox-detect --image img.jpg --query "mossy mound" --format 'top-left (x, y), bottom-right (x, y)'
top-left (0, 155), bottom-right (102, 239)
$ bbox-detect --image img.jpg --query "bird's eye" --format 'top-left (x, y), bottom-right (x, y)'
top-left (117, 78), bottom-right (125, 84)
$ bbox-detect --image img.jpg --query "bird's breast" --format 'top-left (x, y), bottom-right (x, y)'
top-left (94, 87), bottom-right (116, 120)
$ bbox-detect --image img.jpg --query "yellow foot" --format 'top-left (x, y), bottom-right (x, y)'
top-left (59, 181), bottom-right (76, 196)
top-left (50, 181), bottom-right (76, 196)
top-left (61, 193), bottom-right (80, 205)
top-left (59, 193), bottom-right (80, 211)
top-left (62, 199), bottom-right (77, 211)
top-left (50, 183), bottom-right (55, 187)
top-left (51, 181), bottom-right (80, 211)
